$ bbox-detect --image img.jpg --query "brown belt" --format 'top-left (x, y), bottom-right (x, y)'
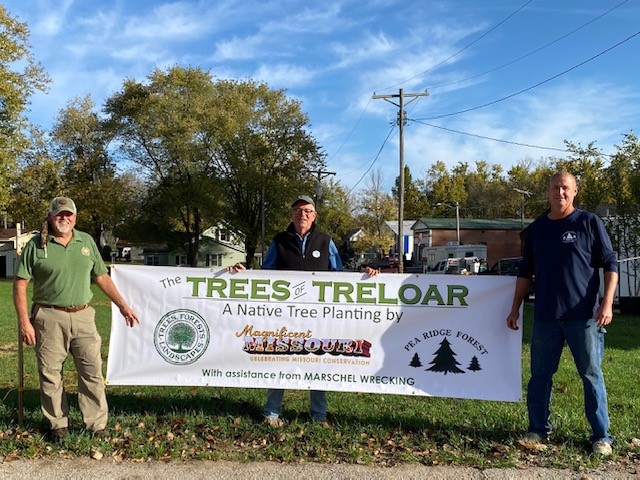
top-left (38, 304), bottom-right (89, 313)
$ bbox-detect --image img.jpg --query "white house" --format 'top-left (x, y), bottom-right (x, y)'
top-left (0, 227), bottom-right (39, 278)
top-left (142, 224), bottom-right (247, 268)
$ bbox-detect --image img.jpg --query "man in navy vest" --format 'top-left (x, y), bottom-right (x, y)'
top-left (231, 195), bottom-right (378, 426)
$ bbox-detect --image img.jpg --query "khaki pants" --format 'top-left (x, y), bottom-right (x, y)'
top-left (32, 305), bottom-right (107, 431)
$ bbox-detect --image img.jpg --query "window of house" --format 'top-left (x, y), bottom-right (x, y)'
top-left (146, 255), bottom-right (160, 266)
top-left (175, 255), bottom-right (187, 266)
top-left (206, 253), bottom-right (223, 266)
top-left (218, 229), bottom-right (229, 242)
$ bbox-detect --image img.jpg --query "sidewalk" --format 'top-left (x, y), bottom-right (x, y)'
top-left (0, 458), bottom-right (636, 479)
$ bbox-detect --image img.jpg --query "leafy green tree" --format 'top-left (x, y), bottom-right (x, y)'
top-left (51, 95), bottom-right (137, 244)
top-left (392, 165), bottom-right (426, 220)
top-left (0, 5), bottom-right (49, 217)
top-left (106, 69), bottom-right (321, 266)
top-left (604, 131), bottom-right (640, 296)
top-left (555, 141), bottom-right (607, 211)
top-left (9, 127), bottom-right (63, 228)
top-left (506, 158), bottom-right (555, 219)
top-left (459, 161), bottom-right (511, 218)
top-left (211, 79), bottom-right (323, 265)
top-left (315, 179), bottom-right (356, 253)
top-left (355, 170), bottom-right (396, 255)
top-left (425, 161), bottom-right (467, 216)
top-left (104, 66), bottom-right (224, 265)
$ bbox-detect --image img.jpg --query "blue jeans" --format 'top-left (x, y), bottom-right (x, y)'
top-left (527, 318), bottom-right (611, 443)
top-left (263, 389), bottom-right (327, 422)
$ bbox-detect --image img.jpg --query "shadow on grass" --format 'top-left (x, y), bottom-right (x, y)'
top-left (106, 388), bottom-right (264, 420)
top-left (1, 385), bottom-right (523, 445)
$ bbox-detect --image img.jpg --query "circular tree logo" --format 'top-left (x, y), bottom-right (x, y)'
top-left (154, 309), bottom-right (210, 365)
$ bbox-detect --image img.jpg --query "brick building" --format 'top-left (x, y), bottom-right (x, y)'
top-left (411, 218), bottom-right (533, 267)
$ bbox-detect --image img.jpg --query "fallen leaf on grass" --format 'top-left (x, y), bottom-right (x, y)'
top-left (631, 438), bottom-right (640, 447)
top-left (518, 439), bottom-right (548, 452)
top-left (90, 448), bottom-right (103, 460)
top-left (2, 452), bottom-right (20, 463)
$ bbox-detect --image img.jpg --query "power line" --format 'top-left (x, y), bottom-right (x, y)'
top-left (416, 30), bottom-right (640, 121)
top-left (425, 0), bottom-right (630, 91)
top-left (412, 119), bottom-right (567, 153)
top-left (346, 124), bottom-right (396, 195)
top-left (326, 97), bottom-right (372, 164)
top-left (410, 118), bottom-right (614, 158)
top-left (376, 0), bottom-right (535, 93)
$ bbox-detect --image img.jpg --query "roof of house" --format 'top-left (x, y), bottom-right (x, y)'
top-left (412, 218), bottom-right (533, 231)
top-left (0, 228), bottom-right (40, 241)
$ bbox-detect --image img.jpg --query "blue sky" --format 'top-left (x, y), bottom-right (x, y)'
top-left (6, 0), bottom-right (640, 191)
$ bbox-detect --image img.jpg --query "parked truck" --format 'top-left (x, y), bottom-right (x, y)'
top-left (420, 243), bottom-right (487, 274)
top-left (428, 256), bottom-right (483, 274)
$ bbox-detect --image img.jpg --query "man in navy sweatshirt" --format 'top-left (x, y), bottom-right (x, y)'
top-left (506, 171), bottom-right (618, 456)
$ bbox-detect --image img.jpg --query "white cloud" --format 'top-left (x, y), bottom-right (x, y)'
top-left (253, 63), bottom-right (316, 88)
top-left (213, 34), bottom-right (267, 61)
top-left (331, 32), bottom-right (395, 68)
top-left (30, 0), bottom-right (74, 36)
top-left (122, 2), bottom-right (216, 40)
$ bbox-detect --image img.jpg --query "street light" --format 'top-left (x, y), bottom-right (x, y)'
top-left (436, 202), bottom-right (460, 245)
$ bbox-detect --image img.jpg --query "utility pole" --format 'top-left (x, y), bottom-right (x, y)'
top-left (308, 169), bottom-right (336, 209)
top-left (513, 188), bottom-right (532, 229)
top-left (372, 88), bottom-right (428, 273)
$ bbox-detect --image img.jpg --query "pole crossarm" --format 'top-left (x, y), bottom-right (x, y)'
top-left (513, 188), bottom-right (532, 229)
top-left (307, 169), bottom-right (336, 208)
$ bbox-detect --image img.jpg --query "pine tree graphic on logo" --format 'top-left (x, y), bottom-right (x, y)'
top-left (409, 352), bottom-right (423, 368)
top-left (426, 337), bottom-right (465, 375)
top-left (467, 355), bottom-right (482, 372)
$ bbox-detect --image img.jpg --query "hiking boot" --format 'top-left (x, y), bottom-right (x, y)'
top-left (592, 440), bottom-right (612, 456)
top-left (314, 418), bottom-right (332, 428)
top-left (263, 416), bottom-right (285, 427)
top-left (92, 429), bottom-right (106, 439)
top-left (49, 427), bottom-right (69, 442)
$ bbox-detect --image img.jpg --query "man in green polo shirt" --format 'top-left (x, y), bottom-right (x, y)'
top-left (13, 196), bottom-right (139, 442)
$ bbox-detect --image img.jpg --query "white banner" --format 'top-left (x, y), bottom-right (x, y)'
top-left (106, 265), bottom-right (522, 401)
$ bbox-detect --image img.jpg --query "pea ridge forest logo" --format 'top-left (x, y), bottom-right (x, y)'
top-left (405, 329), bottom-right (489, 375)
top-left (154, 309), bottom-right (210, 365)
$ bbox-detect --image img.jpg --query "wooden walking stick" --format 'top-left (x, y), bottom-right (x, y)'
top-left (16, 222), bottom-right (25, 427)
top-left (18, 324), bottom-right (24, 427)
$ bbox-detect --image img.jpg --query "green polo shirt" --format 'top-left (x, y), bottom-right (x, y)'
top-left (16, 229), bottom-right (108, 307)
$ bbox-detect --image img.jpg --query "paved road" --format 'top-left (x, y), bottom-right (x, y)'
top-left (0, 458), bottom-right (637, 479)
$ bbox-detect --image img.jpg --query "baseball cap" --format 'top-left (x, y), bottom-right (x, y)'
top-left (290, 195), bottom-right (315, 208)
top-left (49, 197), bottom-right (77, 216)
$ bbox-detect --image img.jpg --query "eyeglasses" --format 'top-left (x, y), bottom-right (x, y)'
top-left (291, 208), bottom-right (316, 215)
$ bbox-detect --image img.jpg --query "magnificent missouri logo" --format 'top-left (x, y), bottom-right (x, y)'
top-left (154, 309), bottom-right (210, 365)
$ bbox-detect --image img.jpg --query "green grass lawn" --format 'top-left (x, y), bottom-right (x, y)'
top-left (0, 278), bottom-right (638, 468)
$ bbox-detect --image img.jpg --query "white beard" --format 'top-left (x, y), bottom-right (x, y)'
top-left (55, 221), bottom-right (72, 235)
